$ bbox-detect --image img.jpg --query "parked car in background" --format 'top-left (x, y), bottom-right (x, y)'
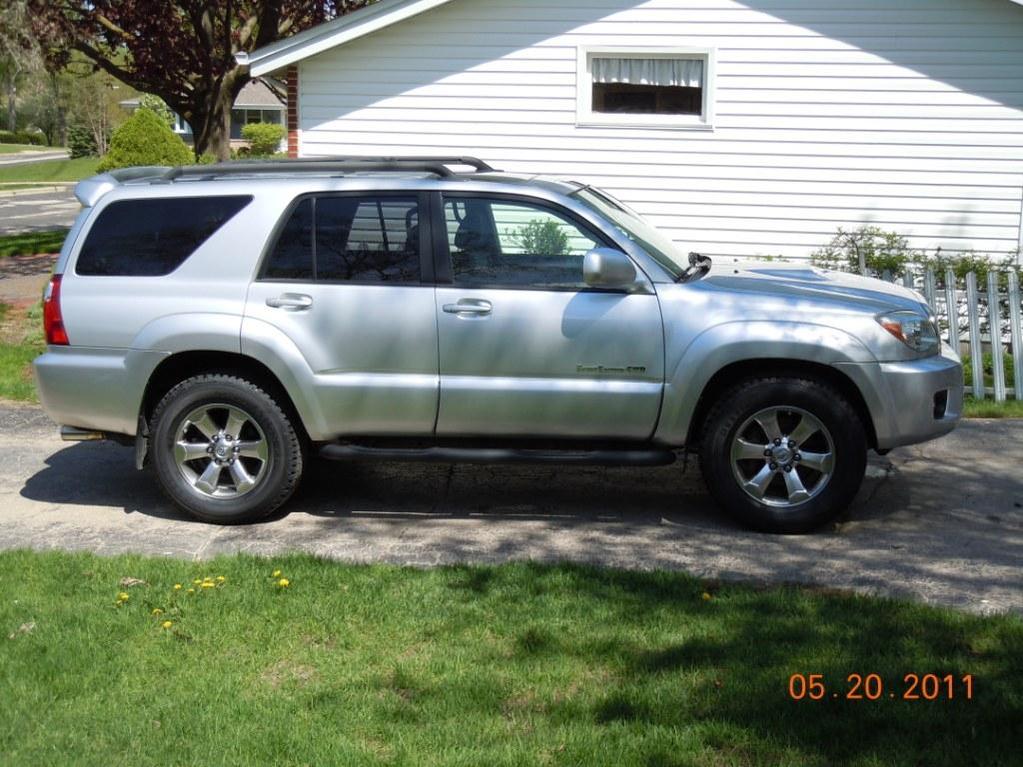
top-left (35, 158), bottom-right (962, 533)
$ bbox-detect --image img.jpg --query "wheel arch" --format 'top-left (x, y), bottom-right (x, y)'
top-left (683, 359), bottom-right (878, 451)
top-left (140, 350), bottom-right (312, 446)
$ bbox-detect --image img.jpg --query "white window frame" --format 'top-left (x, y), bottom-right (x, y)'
top-left (576, 46), bottom-right (715, 130)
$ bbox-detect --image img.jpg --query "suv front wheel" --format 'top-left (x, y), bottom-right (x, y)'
top-left (699, 377), bottom-right (868, 533)
top-left (150, 374), bottom-right (304, 524)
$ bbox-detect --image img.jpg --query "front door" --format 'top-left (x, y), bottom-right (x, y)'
top-left (244, 191), bottom-right (438, 436)
top-left (433, 194), bottom-right (664, 440)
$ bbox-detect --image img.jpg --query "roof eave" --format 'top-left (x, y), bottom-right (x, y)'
top-left (238, 0), bottom-right (455, 77)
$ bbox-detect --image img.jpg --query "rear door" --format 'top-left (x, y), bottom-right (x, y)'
top-left (244, 191), bottom-right (438, 436)
top-left (432, 193), bottom-right (664, 440)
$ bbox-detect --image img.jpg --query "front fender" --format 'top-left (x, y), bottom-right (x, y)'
top-left (654, 320), bottom-right (881, 445)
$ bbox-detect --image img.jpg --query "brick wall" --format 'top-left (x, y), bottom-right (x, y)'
top-left (286, 65), bottom-right (299, 158)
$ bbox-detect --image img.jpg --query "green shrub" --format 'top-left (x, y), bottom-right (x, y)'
top-left (138, 94), bottom-right (177, 130)
top-left (513, 219), bottom-right (570, 256)
top-left (67, 125), bottom-right (98, 159)
top-left (0, 130), bottom-right (47, 146)
top-left (810, 226), bottom-right (918, 277)
top-left (962, 352), bottom-right (1016, 390)
top-left (195, 153), bottom-right (218, 165)
top-left (241, 122), bottom-right (286, 157)
top-left (925, 249), bottom-right (1022, 289)
top-left (97, 108), bottom-right (192, 171)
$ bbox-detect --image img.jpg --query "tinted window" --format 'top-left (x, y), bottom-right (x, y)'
top-left (445, 197), bottom-right (599, 289)
top-left (76, 196), bottom-right (252, 276)
top-left (264, 195), bottom-right (420, 283)
top-left (264, 198), bottom-right (313, 280)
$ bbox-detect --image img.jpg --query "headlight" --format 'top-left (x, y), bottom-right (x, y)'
top-left (876, 311), bottom-right (939, 353)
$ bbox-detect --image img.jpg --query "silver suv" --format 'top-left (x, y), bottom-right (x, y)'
top-left (35, 157), bottom-right (963, 533)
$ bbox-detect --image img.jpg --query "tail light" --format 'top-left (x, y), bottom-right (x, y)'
top-left (43, 274), bottom-right (69, 345)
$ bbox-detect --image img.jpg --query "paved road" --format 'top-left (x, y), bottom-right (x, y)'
top-left (0, 404), bottom-right (1019, 614)
top-left (0, 150), bottom-right (69, 167)
top-left (0, 188), bottom-right (79, 235)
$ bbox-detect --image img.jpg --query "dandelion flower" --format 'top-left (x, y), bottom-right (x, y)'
top-left (278, 578), bottom-right (290, 588)
top-left (701, 592), bottom-right (712, 601)
top-left (187, 588), bottom-right (195, 595)
top-left (117, 592), bottom-right (130, 602)
top-left (173, 584), bottom-right (182, 591)
top-left (272, 570), bottom-right (282, 578)
top-left (216, 576), bottom-right (226, 583)
top-left (193, 579), bottom-right (201, 585)
top-left (161, 620), bottom-right (173, 629)
top-left (151, 608), bottom-right (163, 616)
top-left (201, 582), bottom-right (215, 589)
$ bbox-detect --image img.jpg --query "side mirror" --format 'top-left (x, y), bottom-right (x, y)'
top-left (583, 248), bottom-right (637, 289)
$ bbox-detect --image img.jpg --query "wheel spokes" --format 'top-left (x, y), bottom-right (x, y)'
top-left (783, 468), bottom-right (811, 503)
top-left (190, 411), bottom-right (220, 440)
top-left (753, 410), bottom-right (783, 442)
top-left (743, 464), bottom-right (775, 499)
top-left (236, 439), bottom-right (268, 461)
top-left (194, 461), bottom-right (222, 495)
top-left (224, 407), bottom-right (249, 439)
top-left (733, 437), bottom-right (768, 462)
top-left (175, 440), bottom-right (209, 462)
top-left (798, 450), bottom-right (834, 473)
top-left (787, 414), bottom-right (819, 447)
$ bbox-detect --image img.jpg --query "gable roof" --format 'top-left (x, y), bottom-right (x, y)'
top-left (238, 0), bottom-right (457, 76)
top-left (239, 0), bottom-right (1023, 76)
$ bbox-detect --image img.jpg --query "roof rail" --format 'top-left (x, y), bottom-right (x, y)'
top-left (163, 156), bottom-right (496, 180)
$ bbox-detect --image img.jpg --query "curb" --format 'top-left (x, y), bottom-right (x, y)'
top-left (0, 183), bottom-right (76, 198)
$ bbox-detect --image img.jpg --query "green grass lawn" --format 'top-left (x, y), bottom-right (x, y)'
top-left (962, 396), bottom-right (1023, 418)
top-left (0, 301), bottom-right (44, 401)
top-left (0, 229), bottom-right (68, 258)
top-left (0, 144), bottom-right (51, 154)
top-left (0, 156), bottom-right (99, 184)
top-left (0, 551), bottom-right (1019, 767)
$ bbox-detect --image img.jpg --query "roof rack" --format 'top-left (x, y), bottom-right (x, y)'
top-left (163, 155), bottom-right (496, 180)
top-left (74, 157), bottom-right (498, 207)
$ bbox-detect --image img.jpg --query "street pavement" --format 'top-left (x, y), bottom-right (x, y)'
top-left (0, 188), bottom-right (79, 235)
top-left (0, 404), bottom-right (1020, 615)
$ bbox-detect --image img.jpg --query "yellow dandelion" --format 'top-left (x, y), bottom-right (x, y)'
top-left (272, 569), bottom-right (282, 578)
top-left (173, 584), bottom-right (182, 591)
top-left (117, 592), bottom-right (130, 601)
top-left (151, 608), bottom-right (164, 616)
top-left (701, 592), bottom-right (712, 601)
top-left (187, 588), bottom-right (195, 594)
top-left (161, 620), bottom-right (173, 629)
top-left (193, 579), bottom-right (201, 585)
top-left (216, 576), bottom-right (226, 583)
top-left (201, 582), bottom-right (215, 589)
top-left (277, 578), bottom-right (290, 588)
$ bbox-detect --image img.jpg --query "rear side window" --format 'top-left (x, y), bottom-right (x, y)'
top-left (263, 194), bottom-right (420, 283)
top-left (76, 196), bottom-right (252, 276)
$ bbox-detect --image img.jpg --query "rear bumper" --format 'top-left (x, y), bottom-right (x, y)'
top-left (837, 344), bottom-right (963, 451)
top-left (33, 346), bottom-right (167, 436)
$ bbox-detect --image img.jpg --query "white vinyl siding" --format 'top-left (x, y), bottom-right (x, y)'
top-left (297, 0), bottom-right (1023, 261)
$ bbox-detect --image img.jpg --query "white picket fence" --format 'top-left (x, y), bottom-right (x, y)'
top-left (885, 268), bottom-right (1022, 401)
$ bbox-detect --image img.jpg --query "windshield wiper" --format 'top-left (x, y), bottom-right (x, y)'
top-left (677, 252), bottom-right (713, 283)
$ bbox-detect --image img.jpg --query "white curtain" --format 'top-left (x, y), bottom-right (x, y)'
top-left (591, 57), bottom-right (703, 88)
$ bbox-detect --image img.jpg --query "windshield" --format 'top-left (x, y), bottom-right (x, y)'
top-left (570, 186), bottom-right (686, 280)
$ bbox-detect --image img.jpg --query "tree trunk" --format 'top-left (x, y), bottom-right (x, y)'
top-left (4, 71), bottom-right (15, 132)
top-left (191, 82), bottom-right (239, 161)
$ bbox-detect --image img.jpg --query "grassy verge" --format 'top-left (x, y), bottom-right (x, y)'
top-left (0, 156), bottom-right (99, 184)
top-left (963, 397), bottom-right (1023, 418)
top-left (0, 144), bottom-right (50, 154)
top-left (0, 229), bottom-right (68, 258)
top-left (1, 551), bottom-right (1019, 767)
top-left (0, 301), bottom-right (44, 401)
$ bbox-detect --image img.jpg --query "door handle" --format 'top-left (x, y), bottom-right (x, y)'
top-left (443, 299), bottom-right (492, 316)
top-left (266, 293), bottom-right (313, 310)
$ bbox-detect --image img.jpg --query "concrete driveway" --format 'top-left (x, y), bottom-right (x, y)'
top-left (1, 404), bottom-right (1020, 615)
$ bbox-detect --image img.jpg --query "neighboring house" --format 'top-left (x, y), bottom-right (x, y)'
top-left (238, 0), bottom-right (1023, 262)
top-left (119, 78), bottom-right (285, 145)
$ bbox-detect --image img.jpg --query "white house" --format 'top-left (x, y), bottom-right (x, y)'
top-left (239, 0), bottom-right (1023, 262)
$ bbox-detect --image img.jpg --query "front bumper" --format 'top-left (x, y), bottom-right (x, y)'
top-left (837, 343), bottom-right (963, 451)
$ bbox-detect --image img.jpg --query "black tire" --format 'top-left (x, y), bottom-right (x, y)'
top-left (698, 376), bottom-right (867, 534)
top-left (150, 374), bottom-right (303, 524)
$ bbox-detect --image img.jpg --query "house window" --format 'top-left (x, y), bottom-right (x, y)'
top-left (577, 48), bottom-right (714, 129)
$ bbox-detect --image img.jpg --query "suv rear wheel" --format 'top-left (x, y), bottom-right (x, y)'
top-left (150, 374), bottom-right (303, 524)
top-left (699, 377), bottom-right (867, 533)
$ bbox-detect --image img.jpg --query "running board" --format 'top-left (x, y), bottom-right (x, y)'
top-left (319, 443), bottom-right (676, 467)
